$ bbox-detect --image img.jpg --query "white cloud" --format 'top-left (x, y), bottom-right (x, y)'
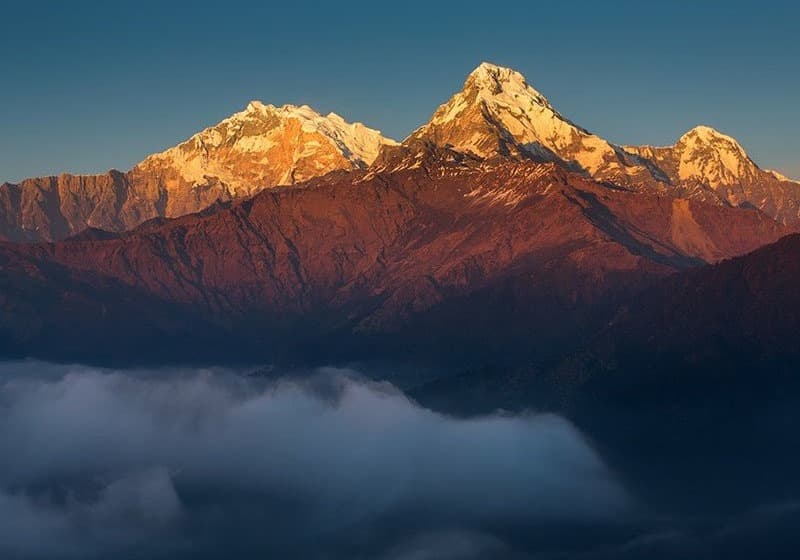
top-left (0, 362), bottom-right (630, 558)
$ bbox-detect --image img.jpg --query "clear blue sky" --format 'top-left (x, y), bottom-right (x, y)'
top-left (1, 0), bottom-right (798, 183)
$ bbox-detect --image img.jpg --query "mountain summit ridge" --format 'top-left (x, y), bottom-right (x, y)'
top-left (1, 62), bottom-right (798, 242)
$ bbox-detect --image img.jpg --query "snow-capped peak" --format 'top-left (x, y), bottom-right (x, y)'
top-left (679, 125), bottom-right (745, 150)
top-left (469, 61), bottom-right (521, 80)
top-left (464, 62), bottom-right (551, 106)
top-left (423, 62), bottom-right (563, 133)
top-left (245, 99), bottom-right (273, 113)
top-left (674, 125), bottom-right (760, 186)
top-left (624, 126), bottom-right (800, 221)
top-left (409, 63), bottom-right (657, 185)
top-left (137, 101), bottom-right (397, 196)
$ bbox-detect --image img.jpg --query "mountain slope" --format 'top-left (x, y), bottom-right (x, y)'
top-left (410, 232), bottom-right (800, 527)
top-left (0, 103), bottom-right (396, 241)
top-left (558, 232), bottom-right (800, 512)
top-left (573, 232), bottom-right (800, 378)
top-left (424, 231), bottom-right (800, 413)
top-left (0, 149), bottom-right (789, 364)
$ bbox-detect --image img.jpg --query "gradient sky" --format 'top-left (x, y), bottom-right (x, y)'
top-left (1, 0), bottom-right (798, 183)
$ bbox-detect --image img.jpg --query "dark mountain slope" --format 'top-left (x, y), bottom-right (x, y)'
top-left (412, 234), bottom-right (800, 516)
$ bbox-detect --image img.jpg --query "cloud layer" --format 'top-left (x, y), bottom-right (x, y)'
top-left (0, 362), bottom-right (631, 559)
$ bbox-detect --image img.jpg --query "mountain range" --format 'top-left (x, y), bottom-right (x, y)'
top-left (2, 62), bottom-right (798, 244)
top-left (0, 62), bottom-right (798, 368)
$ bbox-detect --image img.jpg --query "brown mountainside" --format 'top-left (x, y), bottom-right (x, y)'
top-left (0, 147), bottom-right (789, 363)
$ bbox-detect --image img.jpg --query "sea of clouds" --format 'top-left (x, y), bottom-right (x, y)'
top-left (1, 360), bottom-right (798, 559)
top-left (0, 361), bottom-right (634, 559)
